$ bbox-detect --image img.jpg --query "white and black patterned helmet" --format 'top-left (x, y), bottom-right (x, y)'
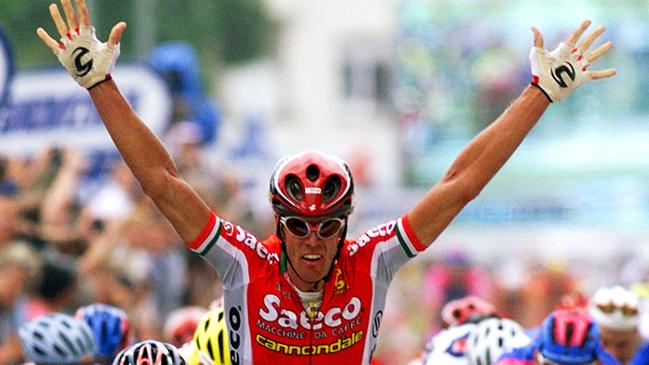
top-left (465, 318), bottom-right (530, 365)
top-left (18, 313), bottom-right (97, 365)
top-left (112, 340), bottom-right (186, 365)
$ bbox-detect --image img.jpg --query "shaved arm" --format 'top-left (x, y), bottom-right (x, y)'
top-left (89, 80), bottom-right (211, 242)
top-left (407, 19), bottom-right (615, 248)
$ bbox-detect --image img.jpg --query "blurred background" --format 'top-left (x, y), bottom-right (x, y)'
top-left (1, 0), bottom-right (649, 363)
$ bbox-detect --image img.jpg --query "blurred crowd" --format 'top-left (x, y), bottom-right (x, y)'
top-left (0, 128), bottom-right (270, 364)
top-left (2, 137), bottom-right (649, 365)
top-left (374, 248), bottom-right (649, 364)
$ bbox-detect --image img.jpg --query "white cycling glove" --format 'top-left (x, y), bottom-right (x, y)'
top-left (529, 42), bottom-right (589, 102)
top-left (54, 26), bottom-right (120, 89)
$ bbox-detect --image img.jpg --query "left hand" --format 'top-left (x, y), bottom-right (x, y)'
top-left (529, 20), bottom-right (616, 102)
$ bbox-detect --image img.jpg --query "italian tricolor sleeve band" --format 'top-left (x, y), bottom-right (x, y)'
top-left (396, 214), bottom-right (426, 258)
top-left (186, 210), bottom-right (221, 256)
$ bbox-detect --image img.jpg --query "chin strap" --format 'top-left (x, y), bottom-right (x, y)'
top-left (321, 217), bottom-right (347, 282)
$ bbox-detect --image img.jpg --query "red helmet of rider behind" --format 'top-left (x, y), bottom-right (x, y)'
top-left (269, 150), bottom-right (354, 218)
top-left (441, 295), bottom-right (500, 327)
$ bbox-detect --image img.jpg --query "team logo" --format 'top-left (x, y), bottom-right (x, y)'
top-left (551, 62), bottom-right (576, 88)
top-left (333, 268), bottom-right (348, 295)
top-left (72, 47), bottom-right (93, 77)
top-left (259, 294), bottom-right (361, 330)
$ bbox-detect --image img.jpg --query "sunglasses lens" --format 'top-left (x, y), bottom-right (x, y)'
top-left (318, 219), bottom-right (343, 238)
top-left (597, 303), bottom-right (615, 314)
top-left (285, 217), bottom-right (310, 237)
top-left (596, 303), bottom-right (639, 316)
top-left (622, 306), bottom-right (639, 316)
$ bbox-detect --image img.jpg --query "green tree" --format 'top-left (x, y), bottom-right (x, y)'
top-left (0, 1), bottom-right (57, 68)
top-left (156, 0), bottom-right (276, 66)
top-left (0, 0), bottom-right (276, 69)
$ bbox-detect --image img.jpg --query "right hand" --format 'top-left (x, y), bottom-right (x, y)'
top-left (36, 0), bottom-right (127, 89)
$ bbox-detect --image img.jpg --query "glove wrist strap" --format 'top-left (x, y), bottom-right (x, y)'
top-left (87, 74), bottom-right (112, 90)
top-left (530, 82), bottom-right (553, 103)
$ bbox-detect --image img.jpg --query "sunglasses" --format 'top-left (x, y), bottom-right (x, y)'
top-left (280, 216), bottom-right (345, 239)
top-left (595, 302), bottom-right (639, 316)
top-left (536, 352), bottom-right (596, 365)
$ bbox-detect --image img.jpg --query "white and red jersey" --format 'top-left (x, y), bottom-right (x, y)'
top-left (421, 323), bottom-right (475, 365)
top-left (187, 211), bottom-right (426, 365)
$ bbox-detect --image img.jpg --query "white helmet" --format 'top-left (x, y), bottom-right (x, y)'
top-left (589, 285), bottom-right (639, 330)
top-left (19, 313), bottom-right (97, 365)
top-left (465, 318), bottom-right (530, 365)
top-left (423, 323), bottom-right (476, 365)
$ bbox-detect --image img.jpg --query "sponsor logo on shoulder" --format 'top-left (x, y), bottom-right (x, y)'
top-left (222, 220), bottom-right (279, 264)
top-left (228, 306), bottom-right (242, 365)
top-left (348, 220), bottom-right (397, 256)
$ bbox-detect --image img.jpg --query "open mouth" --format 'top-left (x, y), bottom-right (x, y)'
top-left (302, 254), bottom-right (323, 262)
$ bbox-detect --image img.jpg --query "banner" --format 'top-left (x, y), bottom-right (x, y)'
top-left (0, 64), bottom-right (172, 155)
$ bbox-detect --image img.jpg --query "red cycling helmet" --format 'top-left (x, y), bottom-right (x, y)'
top-left (269, 150), bottom-right (354, 218)
top-left (441, 296), bottom-right (500, 327)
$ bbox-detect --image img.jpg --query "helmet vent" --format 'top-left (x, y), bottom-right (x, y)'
top-left (59, 333), bottom-right (76, 355)
top-left (306, 164), bottom-right (320, 182)
top-left (322, 176), bottom-right (341, 203)
top-left (285, 175), bottom-right (304, 202)
top-left (218, 330), bottom-right (226, 363)
top-left (566, 323), bottom-right (574, 345)
top-left (53, 343), bottom-right (66, 356)
top-left (207, 339), bottom-right (215, 361)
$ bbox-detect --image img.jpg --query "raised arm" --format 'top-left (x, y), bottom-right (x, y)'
top-left (407, 20), bottom-right (616, 247)
top-left (36, 0), bottom-right (210, 242)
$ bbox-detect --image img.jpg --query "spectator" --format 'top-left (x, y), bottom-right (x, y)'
top-left (0, 241), bottom-right (42, 364)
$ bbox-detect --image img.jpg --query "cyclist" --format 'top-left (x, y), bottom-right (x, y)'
top-left (36, 0), bottom-right (616, 363)
top-left (163, 306), bottom-right (207, 348)
top-left (76, 303), bottom-right (133, 364)
top-left (182, 306), bottom-right (230, 365)
top-left (465, 317), bottom-right (531, 365)
top-left (589, 286), bottom-right (649, 365)
top-left (441, 296), bottom-right (503, 328)
top-left (18, 313), bottom-right (97, 365)
top-left (420, 322), bottom-right (476, 365)
top-left (416, 297), bottom-right (519, 365)
top-left (494, 308), bottom-right (620, 365)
